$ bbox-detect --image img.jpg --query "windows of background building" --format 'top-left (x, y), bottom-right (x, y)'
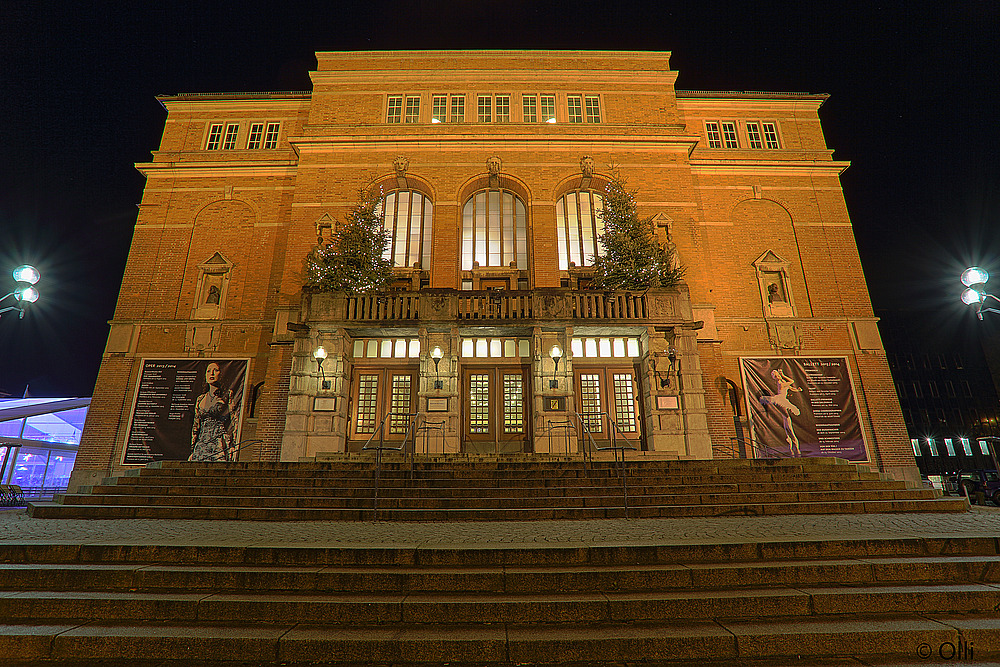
top-left (705, 121), bottom-right (739, 148)
top-left (962, 381), bottom-right (973, 397)
top-left (540, 95), bottom-right (556, 122)
top-left (946, 381), bottom-right (956, 397)
top-left (721, 121), bottom-right (739, 148)
top-left (387, 96), bottom-right (403, 123)
top-left (495, 95), bottom-right (510, 122)
top-left (980, 440), bottom-right (991, 455)
top-left (555, 190), bottom-right (605, 270)
top-left (585, 96), bottom-right (601, 123)
top-left (522, 95), bottom-right (537, 122)
top-left (204, 123), bottom-right (224, 150)
top-left (246, 123), bottom-right (265, 149)
top-left (944, 438), bottom-right (956, 456)
top-left (261, 122), bottom-right (279, 149)
top-left (961, 437), bottom-right (973, 456)
top-left (911, 438), bottom-right (921, 456)
top-left (761, 122), bottom-right (781, 148)
top-left (461, 189), bottom-right (528, 270)
top-left (432, 96), bottom-right (447, 122)
top-left (747, 122), bottom-right (764, 149)
top-left (379, 190), bottom-right (433, 269)
top-left (404, 96), bottom-right (420, 123)
top-left (911, 381), bottom-right (922, 398)
top-left (929, 381), bottom-right (939, 398)
top-left (477, 96), bottom-right (492, 123)
top-left (221, 123), bottom-right (239, 150)
top-left (926, 438), bottom-right (938, 456)
top-left (567, 95), bottom-right (583, 123)
top-left (450, 95), bottom-right (465, 123)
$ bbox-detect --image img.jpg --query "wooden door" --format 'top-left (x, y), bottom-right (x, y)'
top-left (462, 366), bottom-right (530, 453)
top-left (574, 367), bottom-right (642, 451)
top-left (348, 367), bottom-right (418, 450)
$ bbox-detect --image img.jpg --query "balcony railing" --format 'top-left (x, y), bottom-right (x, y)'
top-left (333, 288), bottom-right (675, 324)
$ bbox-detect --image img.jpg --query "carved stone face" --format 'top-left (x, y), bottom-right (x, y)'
top-left (486, 156), bottom-right (502, 176)
top-left (393, 156), bottom-right (409, 178)
top-left (580, 155), bottom-right (595, 178)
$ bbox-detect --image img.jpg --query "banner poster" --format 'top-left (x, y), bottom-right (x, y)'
top-left (122, 359), bottom-right (249, 465)
top-left (740, 356), bottom-right (868, 462)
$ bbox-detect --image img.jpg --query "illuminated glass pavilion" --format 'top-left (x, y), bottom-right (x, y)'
top-left (0, 398), bottom-right (89, 498)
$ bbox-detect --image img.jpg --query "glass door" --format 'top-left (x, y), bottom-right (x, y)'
top-left (574, 367), bottom-right (642, 451)
top-left (348, 367), bottom-right (418, 451)
top-left (462, 366), bottom-right (530, 453)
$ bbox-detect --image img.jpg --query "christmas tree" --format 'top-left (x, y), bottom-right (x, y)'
top-left (304, 190), bottom-right (394, 293)
top-left (590, 172), bottom-right (684, 291)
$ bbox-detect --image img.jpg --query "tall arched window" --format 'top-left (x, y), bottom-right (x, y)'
top-left (461, 190), bottom-right (527, 270)
top-left (555, 190), bottom-right (604, 270)
top-left (380, 190), bottom-right (433, 268)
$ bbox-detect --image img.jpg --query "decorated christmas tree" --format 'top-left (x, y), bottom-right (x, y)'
top-left (590, 172), bottom-right (684, 291)
top-left (304, 190), bottom-right (394, 293)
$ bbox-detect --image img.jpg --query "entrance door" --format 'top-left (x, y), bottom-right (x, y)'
top-left (574, 367), bottom-right (643, 451)
top-left (462, 366), bottom-right (530, 454)
top-left (348, 367), bottom-right (418, 451)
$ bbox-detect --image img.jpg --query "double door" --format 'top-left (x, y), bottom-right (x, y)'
top-left (574, 367), bottom-right (643, 451)
top-left (462, 366), bottom-right (530, 454)
top-left (348, 367), bottom-right (418, 451)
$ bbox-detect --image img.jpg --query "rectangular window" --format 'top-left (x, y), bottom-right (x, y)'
top-left (246, 122), bottom-right (264, 149)
top-left (567, 95), bottom-right (583, 123)
top-left (911, 382), bottom-right (922, 398)
top-left (205, 123), bottom-right (224, 150)
top-left (980, 440), bottom-right (991, 455)
top-left (450, 95), bottom-right (465, 122)
top-left (579, 374), bottom-right (603, 432)
top-left (927, 439), bottom-right (938, 456)
top-left (762, 122), bottom-right (781, 149)
top-left (585, 96), bottom-right (601, 123)
top-left (944, 438), bottom-right (956, 456)
top-left (929, 381), bottom-right (939, 397)
top-left (705, 122), bottom-right (722, 148)
top-left (961, 438), bottom-right (973, 456)
top-left (432, 95), bottom-right (447, 122)
top-left (404, 96), bottom-right (420, 123)
top-left (356, 375), bottom-right (379, 434)
top-left (495, 95), bottom-right (510, 123)
top-left (389, 375), bottom-right (413, 434)
top-left (540, 95), bottom-right (555, 122)
top-left (387, 96), bottom-right (403, 123)
top-left (477, 95), bottom-right (492, 122)
top-left (910, 438), bottom-right (921, 456)
top-left (747, 122), bottom-right (763, 149)
top-left (262, 122), bottom-right (280, 149)
top-left (721, 122), bottom-right (739, 148)
top-left (221, 123), bottom-right (239, 150)
top-left (522, 95), bottom-right (537, 122)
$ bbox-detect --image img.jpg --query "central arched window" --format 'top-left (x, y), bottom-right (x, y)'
top-left (379, 190), bottom-right (433, 268)
top-left (461, 190), bottom-right (527, 270)
top-left (556, 190), bottom-right (605, 270)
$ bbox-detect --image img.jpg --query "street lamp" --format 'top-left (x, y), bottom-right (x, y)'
top-left (313, 346), bottom-right (330, 390)
top-left (0, 265), bottom-right (41, 319)
top-left (961, 267), bottom-right (1000, 320)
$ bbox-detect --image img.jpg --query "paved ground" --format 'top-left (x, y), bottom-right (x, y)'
top-left (2, 504), bottom-right (998, 548)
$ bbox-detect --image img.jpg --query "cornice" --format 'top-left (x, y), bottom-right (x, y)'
top-left (135, 161), bottom-right (298, 178)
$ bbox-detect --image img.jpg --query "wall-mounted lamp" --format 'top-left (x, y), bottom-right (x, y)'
top-left (656, 346), bottom-right (678, 388)
top-left (313, 346), bottom-right (331, 390)
top-left (0, 264), bottom-right (41, 320)
top-left (431, 346), bottom-right (443, 389)
top-left (549, 345), bottom-right (562, 389)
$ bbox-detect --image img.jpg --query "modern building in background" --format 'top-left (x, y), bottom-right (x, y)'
top-left (878, 309), bottom-right (1000, 475)
top-left (0, 397), bottom-right (89, 497)
top-left (70, 51), bottom-right (920, 491)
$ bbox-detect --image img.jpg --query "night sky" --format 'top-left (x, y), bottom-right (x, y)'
top-left (2, 2), bottom-right (998, 397)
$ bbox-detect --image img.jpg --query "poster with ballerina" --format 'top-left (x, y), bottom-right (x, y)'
top-left (740, 356), bottom-right (868, 462)
top-left (122, 358), bottom-right (249, 465)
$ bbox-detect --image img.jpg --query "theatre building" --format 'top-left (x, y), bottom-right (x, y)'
top-left (69, 50), bottom-right (919, 492)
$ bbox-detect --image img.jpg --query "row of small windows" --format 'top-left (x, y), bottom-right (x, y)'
top-left (204, 122), bottom-right (281, 150)
top-left (889, 352), bottom-right (965, 371)
top-left (898, 380), bottom-right (973, 399)
top-left (912, 437), bottom-right (992, 457)
top-left (388, 94), bottom-right (600, 124)
top-left (380, 188), bottom-right (603, 272)
top-left (704, 121), bottom-right (781, 149)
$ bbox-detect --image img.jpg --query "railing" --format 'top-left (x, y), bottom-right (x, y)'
top-left (573, 292), bottom-right (647, 320)
top-left (361, 411), bottom-right (419, 521)
top-left (545, 419), bottom-right (575, 457)
top-left (345, 293), bottom-right (420, 321)
top-left (414, 420), bottom-right (446, 455)
top-left (458, 291), bottom-right (532, 320)
top-left (201, 439), bottom-right (264, 463)
top-left (718, 436), bottom-right (796, 460)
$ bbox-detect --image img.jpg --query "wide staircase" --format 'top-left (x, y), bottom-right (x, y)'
top-left (3, 534), bottom-right (999, 665)
top-left (28, 456), bottom-right (965, 520)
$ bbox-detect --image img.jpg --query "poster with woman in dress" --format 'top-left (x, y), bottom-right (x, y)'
top-left (122, 359), bottom-right (248, 465)
top-left (740, 356), bottom-right (868, 462)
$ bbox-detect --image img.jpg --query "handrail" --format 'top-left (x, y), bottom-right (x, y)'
top-left (725, 436), bottom-right (797, 460)
top-left (362, 411), bottom-right (419, 520)
top-left (601, 418), bottom-right (639, 518)
top-left (202, 438), bottom-right (264, 463)
top-left (545, 419), bottom-right (573, 456)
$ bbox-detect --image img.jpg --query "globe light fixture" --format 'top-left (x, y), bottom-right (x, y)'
top-left (1, 264), bottom-right (41, 319)
top-left (549, 345), bottom-right (562, 389)
top-left (960, 267), bottom-right (1000, 320)
top-left (431, 346), bottom-right (444, 389)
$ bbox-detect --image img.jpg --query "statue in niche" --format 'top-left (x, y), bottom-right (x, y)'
top-left (205, 285), bottom-right (221, 305)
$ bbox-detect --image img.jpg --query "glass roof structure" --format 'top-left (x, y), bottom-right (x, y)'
top-left (0, 397), bottom-right (90, 497)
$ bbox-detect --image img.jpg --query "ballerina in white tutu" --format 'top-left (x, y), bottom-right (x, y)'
top-left (759, 368), bottom-right (803, 456)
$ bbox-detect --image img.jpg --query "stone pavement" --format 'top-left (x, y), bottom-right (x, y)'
top-left (2, 504), bottom-right (997, 548)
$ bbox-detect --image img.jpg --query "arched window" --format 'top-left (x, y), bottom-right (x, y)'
top-left (379, 190), bottom-right (433, 268)
top-left (461, 190), bottom-right (527, 270)
top-left (555, 190), bottom-right (604, 270)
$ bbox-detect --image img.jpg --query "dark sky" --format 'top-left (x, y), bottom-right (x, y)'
top-left (1, 2), bottom-right (998, 397)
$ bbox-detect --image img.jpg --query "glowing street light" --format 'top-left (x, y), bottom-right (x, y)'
top-left (0, 265), bottom-right (41, 319)
top-left (961, 266), bottom-right (1000, 320)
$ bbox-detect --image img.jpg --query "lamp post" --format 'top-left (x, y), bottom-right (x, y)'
top-left (549, 345), bottom-right (562, 389)
top-left (0, 265), bottom-right (41, 319)
top-left (313, 346), bottom-right (330, 390)
top-left (431, 346), bottom-right (443, 389)
top-left (961, 267), bottom-right (1000, 320)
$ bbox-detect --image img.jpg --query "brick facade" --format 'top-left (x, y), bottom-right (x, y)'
top-left (69, 51), bottom-right (919, 491)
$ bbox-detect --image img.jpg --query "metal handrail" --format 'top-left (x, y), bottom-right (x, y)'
top-left (202, 438), bottom-right (264, 463)
top-left (545, 419), bottom-right (574, 456)
top-left (601, 418), bottom-right (639, 518)
top-left (726, 436), bottom-right (797, 460)
top-left (362, 411), bottom-right (419, 520)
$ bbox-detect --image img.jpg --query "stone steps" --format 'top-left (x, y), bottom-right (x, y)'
top-left (1, 538), bottom-right (998, 664)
